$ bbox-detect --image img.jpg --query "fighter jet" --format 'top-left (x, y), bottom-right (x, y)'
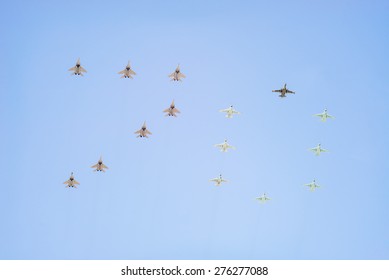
top-left (214, 139), bottom-right (235, 152)
top-left (169, 64), bottom-right (186, 81)
top-left (63, 172), bottom-right (80, 188)
top-left (315, 109), bottom-right (334, 122)
top-left (256, 193), bottom-right (270, 203)
top-left (134, 121), bottom-right (152, 138)
top-left (91, 156), bottom-right (109, 172)
top-left (309, 143), bottom-right (327, 156)
top-left (163, 100), bottom-right (181, 117)
top-left (305, 179), bottom-right (320, 191)
top-left (272, 83), bottom-right (295, 98)
top-left (219, 105), bottom-right (240, 118)
top-left (68, 58), bottom-right (87, 76)
top-left (210, 174), bottom-right (227, 186)
top-left (118, 61), bottom-right (136, 79)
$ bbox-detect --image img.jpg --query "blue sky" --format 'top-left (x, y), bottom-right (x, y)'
top-left (1, 0), bottom-right (388, 259)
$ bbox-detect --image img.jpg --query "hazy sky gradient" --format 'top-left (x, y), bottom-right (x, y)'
top-left (1, 0), bottom-right (388, 259)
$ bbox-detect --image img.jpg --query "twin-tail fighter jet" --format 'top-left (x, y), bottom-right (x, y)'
top-left (272, 83), bottom-right (295, 98)
top-left (163, 100), bottom-right (181, 117)
top-left (210, 174), bottom-right (227, 186)
top-left (169, 64), bottom-right (186, 81)
top-left (118, 61), bottom-right (136, 78)
top-left (214, 139), bottom-right (235, 152)
top-left (63, 172), bottom-right (80, 188)
top-left (256, 193), bottom-right (270, 203)
top-left (305, 179), bottom-right (320, 191)
top-left (91, 156), bottom-right (109, 172)
top-left (68, 58), bottom-right (87, 76)
top-left (219, 105), bottom-right (240, 118)
top-left (309, 143), bottom-right (327, 156)
top-left (134, 122), bottom-right (152, 138)
top-left (315, 109), bottom-right (334, 122)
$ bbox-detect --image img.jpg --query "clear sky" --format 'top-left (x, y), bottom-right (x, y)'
top-left (1, 0), bottom-right (388, 259)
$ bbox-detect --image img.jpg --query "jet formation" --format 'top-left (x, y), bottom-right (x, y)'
top-left (315, 109), bottom-right (334, 122)
top-left (169, 64), bottom-right (186, 81)
top-left (309, 143), bottom-right (327, 156)
top-left (210, 174), bottom-right (227, 186)
top-left (256, 193), bottom-right (270, 203)
top-left (305, 179), bottom-right (320, 191)
top-left (272, 83), bottom-right (295, 98)
top-left (91, 156), bottom-right (109, 172)
top-left (214, 139), bottom-right (235, 152)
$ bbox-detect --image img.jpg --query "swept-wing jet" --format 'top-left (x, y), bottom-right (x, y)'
top-left (210, 174), bottom-right (227, 186)
top-left (315, 109), bottom-right (334, 122)
top-left (134, 121), bottom-right (152, 138)
top-left (214, 139), bottom-right (235, 152)
top-left (309, 143), bottom-right (327, 156)
top-left (68, 58), bottom-right (87, 76)
top-left (305, 179), bottom-right (320, 191)
top-left (219, 105), bottom-right (240, 118)
top-left (169, 64), bottom-right (186, 81)
top-left (91, 156), bottom-right (109, 172)
top-left (118, 61), bottom-right (136, 78)
top-left (163, 100), bottom-right (181, 117)
top-left (272, 83), bottom-right (295, 98)
top-left (256, 193), bottom-right (270, 203)
top-left (63, 172), bottom-right (80, 188)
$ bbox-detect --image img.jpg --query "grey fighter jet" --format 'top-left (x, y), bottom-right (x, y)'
top-left (68, 58), bottom-right (87, 76)
top-left (169, 64), bottom-right (186, 81)
top-left (309, 143), bottom-right (327, 156)
top-left (163, 100), bottom-right (181, 117)
top-left (256, 193), bottom-right (270, 203)
top-left (305, 179), bottom-right (320, 191)
top-left (214, 139), bottom-right (235, 152)
top-left (118, 61), bottom-right (136, 79)
top-left (315, 109), bottom-right (334, 122)
top-left (91, 156), bottom-right (109, 172)
top-left (219, 105), bottom-right (240, 118)
top-left (210, 174), bottom-right (227, 186)
top-left (134, 121), bottom-right (152, 138)
top-left (63, 172), bottom-right (80, 188)
top-left (272, 83), bottom-right (295, 98)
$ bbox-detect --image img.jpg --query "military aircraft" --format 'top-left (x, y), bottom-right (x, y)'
top-left (256, 193), bottom-right (270, 203)
top-left (118, 61), bottom-right (136, 78)
top-left (272, 83), bottom-right (295, 98)
top-left (315, 109), bottom-right (334, 122)
top-left (309, 143), bottom-right (327, 156)
top-left (68, 58), bottom-right (87, 76)
top-left (163, 100), bottom-right (181, 117)
top-left (214, 139), bottom-right (235, 152)
top-left (63, 172), bottom-right (80, 188)
top-left (210, 174), bottom-right (227, 186)
top-left (169, 64), bottom-right (186, 81)
top-left (134, 121), bottom-right (152, 138)
top-left (219, 105), bottom-right (240, 118)
top-left (91, 156), bottom-right (109, 172)
top-left (305, 179), bottom-right (320, 191)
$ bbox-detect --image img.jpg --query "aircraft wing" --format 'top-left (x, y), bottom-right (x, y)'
top-left (173, 108), bottom-right (181, 114)
top-left (286, 89), bottom-right (295, 94)
top-left (73, 180), bottom-right (80, 185)
top-left (79, 66), bottom-right (87, 73)
top-left (129, 70), bottom-right (136, 75)
top-left (63, 180), bottom-right (71, 185)
top-left (134, 130), bottom-right (142, 134)
top-left (91, 164), bottom-right (99, 169)
top-left (179, 73), bottom-right (186, 78)
top-left (145, 129), bottom-right (152, 135)
top-left (272, 89), bottom-right (282, 93)
top-left (102, 164), bottom-right (109, 169)
top-left (68, 67), bottom-right (76, 72)
top-left (118, 69), bottom-right (126, 74)
top-left (219, 109), bottom-right (229, 112)
top-left (163, 108), bottom-right (170, 113)
top-left (232, 109), bottom-right (240, 114)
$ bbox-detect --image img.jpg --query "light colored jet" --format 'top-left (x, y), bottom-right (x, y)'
top-left (210, 174), bottom-right (227, 186)
top-left (163, 100), bottom-right (181, 117)
top-left (256, 193), bottom-right (270, 203)
top-left (315, 109), bottom-right (334, 122)
top-left (219, 105), bottom-right (240, 118)
top-left (215, 139), bottom-right (235, 152)
top-left (68, 58), bottom-right (87, 76)
top-left (305, 179), bottom-right (320, 191)
top-left (169, 64), bottom-right (186, 81)
top-left (91, 156), bottom-right (109, 172)
top-left (134, 121), bottom-right (152, 138)
top-left (118, 61), bottom-right (136, 79)
top-left (63, 172), bottom-right (80, 188)
top-left (309, 143), bottom-right (327, 156)
top-left (272, 83), bottom-right (295, 98)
